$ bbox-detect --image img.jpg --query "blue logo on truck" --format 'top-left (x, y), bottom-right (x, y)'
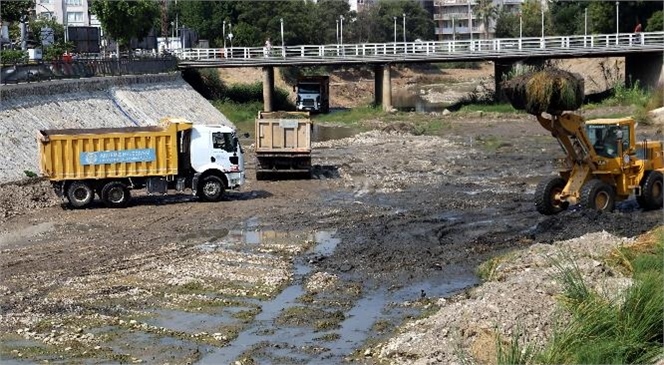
top-left (80, 148), bottom-right (156, 166)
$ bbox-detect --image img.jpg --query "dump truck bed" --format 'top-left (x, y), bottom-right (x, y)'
top-left (39, 120), bottom-right (192, 181)
top-left (255, 112), bottom-right (311, 153)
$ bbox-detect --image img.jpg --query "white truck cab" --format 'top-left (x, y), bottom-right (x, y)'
top-left (190, 124), bottom-right (245, 189)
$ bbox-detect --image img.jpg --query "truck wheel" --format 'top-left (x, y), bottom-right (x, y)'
top-left (580, 179), bottom-right (615, 212)
top-left (101, 181), bottom-right (131, 208)
top-left (198, 176), bottom-right (225, 202)
top-left (66, 181), bottom-right (94, 209)
top-left (534, 176), bottom-right (568, 215)
top-left (640, 171), bottom-right (663, 210)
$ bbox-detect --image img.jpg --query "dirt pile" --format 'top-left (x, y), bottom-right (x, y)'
top-left (372, 231), bottom-right (633, 364)
top-left (0, 179), bottom-right (60, 221)
top-left (503, 69), bottom-right (584, 115)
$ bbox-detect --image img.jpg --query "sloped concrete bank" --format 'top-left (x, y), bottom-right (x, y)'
top-left (0, 73), bottom-right (231, 183)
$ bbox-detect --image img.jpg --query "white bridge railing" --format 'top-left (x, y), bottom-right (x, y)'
top-left (177, 32), bottom-right (664, 64)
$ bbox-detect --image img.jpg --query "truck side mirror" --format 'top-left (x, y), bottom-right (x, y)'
top-left (243, 133), bottom-right (250, 138)
top-left (292, 86), bottom-right (296, 92)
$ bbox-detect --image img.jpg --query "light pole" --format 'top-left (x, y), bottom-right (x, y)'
top-left (336, 19), bottom-right (339, 44)
top-left (468, 0), bottom-right (473, 44)
top-left (223, 20), bottom-right (226, 48)
top-left (584, 7), bottom-right (587, 37)
top-left (402, 13), bottom-right (406, 43)
top-left (540, 0), bottom-right (544, 39)
top-left (615, 1), bottom-right (619, 36)
top-left (280, 18), bottom-right (284, 48)
top-left (519, 11), bottom-right (522, 39)
top-left (340, 15), bottom-right (344, 47)
top-left (393, 16), bottom-right (397, 43)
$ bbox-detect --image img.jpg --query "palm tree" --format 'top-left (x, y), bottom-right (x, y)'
top-left (474, 0), bottom-right (498, 39)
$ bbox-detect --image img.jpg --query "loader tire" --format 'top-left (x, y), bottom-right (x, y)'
top-left (66, 181), bottom-right (94, 209)
top-left (198, 175), bottom-right (225, 202)
top-left (535, 176), bottom-right (568, 215)
top-left (580, 179), bottom-right (615, 212)
top-left (640, 171), bottom-right (663, 210)
top-left (101, 181), bottom-right (131, 208)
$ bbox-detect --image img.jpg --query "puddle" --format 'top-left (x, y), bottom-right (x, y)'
top-left (146, 309), bottom-right (240, 333)
top-left (195, 229), bottom-right (478, 365)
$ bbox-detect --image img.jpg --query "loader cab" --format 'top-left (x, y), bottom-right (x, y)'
top-left (586, 118), bottom-right (634, 159)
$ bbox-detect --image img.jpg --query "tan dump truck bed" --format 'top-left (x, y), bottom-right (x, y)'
top-left (38, 119), bottom-right (193, 181)
top-left (255, 111), bottom-right (311, 153)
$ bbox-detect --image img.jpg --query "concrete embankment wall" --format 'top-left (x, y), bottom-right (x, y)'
top-left (0, 73), bottom-right (232, 183)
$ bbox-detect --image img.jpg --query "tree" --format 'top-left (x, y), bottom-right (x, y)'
top-left (549, 1), bottom-right (583, 36)
top-left (646, 10), bottom-right (663, 32)
top-left (474, 0), bottom-right (497, 39)
top-left (89, 0), bottom-right (159, 48)
top-left (494, 8), bottom-right (519, 38)
top-left (519, 0), bottom-right (551, 37)
top-left (1, 0), bottom-right (33, 23)
top-left (587, 0), bottom-right (613, 34)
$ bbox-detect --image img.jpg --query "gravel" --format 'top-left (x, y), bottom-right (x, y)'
top-left (372, 231), bottom-right (634, 364)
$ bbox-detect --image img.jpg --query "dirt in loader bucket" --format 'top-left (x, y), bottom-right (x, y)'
top-left (502, 69), bottom-right (584, 115)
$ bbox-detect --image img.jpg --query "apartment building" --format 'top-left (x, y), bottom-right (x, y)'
top-left (434, 0), bottom-right (523, 40)
top-left (35, 0), bottom-right (100, 27)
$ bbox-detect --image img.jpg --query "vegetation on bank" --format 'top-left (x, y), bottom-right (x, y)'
top-left (496, 231), bottom-right (664, 365)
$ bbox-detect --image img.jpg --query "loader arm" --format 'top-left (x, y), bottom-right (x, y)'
top-left (536, 113), bottom-right (598, 204)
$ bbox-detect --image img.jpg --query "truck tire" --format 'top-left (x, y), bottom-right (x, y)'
top-left (534, 176), bottom-right (568, 215)
top-left (101, 181), bottom-right (131, 208)
top-left (640, 171), bottom-right (663, 210)
top-left (66, 181), bottom-right (94, 209)
top-left (198, 175), bottom-right (225, 202)
top-left (580, 179), bottom-right (615, 212)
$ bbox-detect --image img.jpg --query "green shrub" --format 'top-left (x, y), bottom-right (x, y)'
top-left (182, 68), bottom-right (226, 100)
top-left (538, 240), bottom-right (664, 364)
top-left (224, 82), bottom-right (293, 110)
top-left (1, 49), bottom-right (27, 64)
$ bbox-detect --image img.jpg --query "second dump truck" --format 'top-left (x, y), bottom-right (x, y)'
top-left (38, 118), bottom-right (245, 208)
top-left (294, 76), bottom-right (330, 114)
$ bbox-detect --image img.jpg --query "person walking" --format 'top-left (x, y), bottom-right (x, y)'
top-left (264, 37), bottom-right (272, 57)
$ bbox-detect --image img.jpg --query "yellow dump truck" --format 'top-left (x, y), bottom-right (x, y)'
top-left (38, 118), bottom-right (245, 208)
top-left (255, 111), bottom-right (312, 180)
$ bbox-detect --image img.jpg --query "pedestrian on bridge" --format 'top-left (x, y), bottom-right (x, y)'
top-left (264, 38), bottom-right (272, 57)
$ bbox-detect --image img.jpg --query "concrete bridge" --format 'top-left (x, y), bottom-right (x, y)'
top-left (177, 32), bottom-right (664, 111)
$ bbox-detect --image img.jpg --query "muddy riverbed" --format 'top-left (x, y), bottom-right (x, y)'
top-left (1, 113), bottom-right (662, 364)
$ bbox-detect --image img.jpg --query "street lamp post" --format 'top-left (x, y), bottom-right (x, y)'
top-left (340, 15), bottom-right (344, 47)
top-left (336, 19), bottom-right (339, 44)
top-left (584, 7), bottom-right (588, 37)
top-left (540, 0), bottom-right (544, 39)
top-left (393, 16), bottom-right (397, 43)
top-left (223, 20), bottom-right (226, 48)
top-left (615, 1), bottom-right (619, 41)
top-left (519, 11), bottom-right (522, 39)
top-left (402, 13), bottom-right (406, 44)
top-left (280, 18), bottom-right (284, 48)
top-left (468, 0), bottom-right (473, 44)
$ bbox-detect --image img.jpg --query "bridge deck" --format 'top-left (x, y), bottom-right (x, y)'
top-left (177, 32), bottom-right (664, 68)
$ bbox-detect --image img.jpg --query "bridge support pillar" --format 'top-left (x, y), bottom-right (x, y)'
top-left (381, 64), bottom-right (392, 112)
top-left (625, 52), bottom-right (664, 90)
top-left (262, 66), bottom-right (274, 112)
top-left (374, 65), bottom-right (383, 107)
top-left (494, 61), bottom-right (516, 102)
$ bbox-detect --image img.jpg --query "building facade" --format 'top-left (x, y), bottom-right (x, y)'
top-left (35, 0), bottom-right (100, 27)
top-left (434, 0), bottom-right (523, 40)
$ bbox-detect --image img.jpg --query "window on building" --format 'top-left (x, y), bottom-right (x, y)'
top-left (67, 11), bottom-right (83, 23)
top-left (66, 0), bottom-right (82, 5)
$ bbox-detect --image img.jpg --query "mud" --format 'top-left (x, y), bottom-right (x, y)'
top-left (1, 114), bottom-right (662, 364)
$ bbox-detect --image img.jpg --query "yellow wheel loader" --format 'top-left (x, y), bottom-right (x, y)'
top-left (535, 113), bottom-right (664, 215)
